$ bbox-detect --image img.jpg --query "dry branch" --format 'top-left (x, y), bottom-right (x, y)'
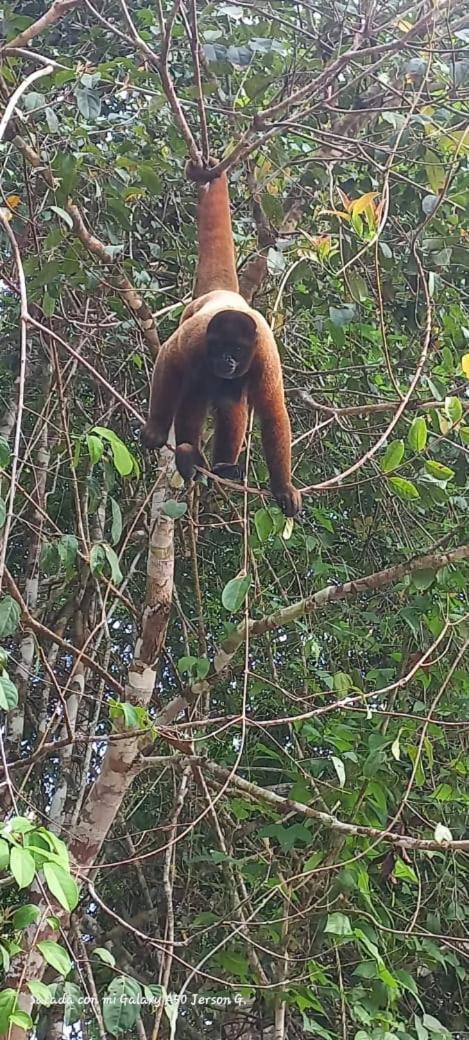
top-left (0, 0), bottom-right (79, 52)
top-left (203, 761), bottom-right (469, 853)
top-left (215, 544), bottom-right (469, 670)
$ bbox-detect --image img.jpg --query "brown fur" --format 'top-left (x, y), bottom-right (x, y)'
top-left (141, 169), bottom-right (301, 517)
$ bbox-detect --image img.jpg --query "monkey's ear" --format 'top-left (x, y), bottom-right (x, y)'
top-left (207, 310), bottom-right (257, 343)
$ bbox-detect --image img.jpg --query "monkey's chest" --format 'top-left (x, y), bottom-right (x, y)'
top-left (204, 373), bottom-right (248, 406)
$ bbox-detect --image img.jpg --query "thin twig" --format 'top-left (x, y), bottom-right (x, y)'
top-left (0, 64), bottom-right (54, 143)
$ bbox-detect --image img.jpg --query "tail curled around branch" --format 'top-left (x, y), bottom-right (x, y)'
top-left (186, 159), bottom-right (239, 298)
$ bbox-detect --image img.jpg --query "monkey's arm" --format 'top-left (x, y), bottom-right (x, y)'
top-left (141, 333), bottom-right (185, 450)
top-left (252, 374), bottom-right (302, 517)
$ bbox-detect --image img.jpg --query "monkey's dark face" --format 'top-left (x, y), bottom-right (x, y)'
top-left (206, 310), bottom-right (257, 380)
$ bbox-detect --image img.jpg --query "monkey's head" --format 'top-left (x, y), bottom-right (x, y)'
top-left (206, 310), bottom-right (257, 379)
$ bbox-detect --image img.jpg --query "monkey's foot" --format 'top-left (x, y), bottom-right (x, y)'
top-left (273, 484), bottom-right (302, 518)
top-left (211, 462), bottom-right (245, 482)
top-left (176, 443), bottom-right (205, 481)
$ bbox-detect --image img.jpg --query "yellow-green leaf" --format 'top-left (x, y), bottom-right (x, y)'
top-left (381, 440), bottom-right (405, 473)
top-left (408, 416), bottom-right (427, 452)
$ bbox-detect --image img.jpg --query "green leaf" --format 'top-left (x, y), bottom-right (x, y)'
top-left (43, 862), bottom-right (79, 911)
top-left (329, 303), bottom-right (356, 326)
top-left (177, 655), bottom-right (210, 680)
top-left (381, 439), bottom-right (404, 473)
top-left (333, 672), bottom-right (352, 695)
top-left (254, 508), bottom-right (274, 542)
top-left (86, 434), bottom-right (104, 465)
top-left (27, 980), bottom-right (53, 1007)
top-left (444, 395), bottom-right (463, 424)
top-left (433, 783), bottom-right (453, 801)
top-left (92, 427), bottom-right (134, 476)
top-left (9, 816), bottom-right (35, 834)
top-left (75, 87), bottom-right (101, 120)
top-left (110, 498), bottom-right (123, 545)
top-left (347, 272), bottom-right (368, 302)
top-left (221, 574), bottom-right (251, 612)
top-left (424, 460), bottom-right (455, 481)
top-left (10, 847), bottom-right (36, 889)
top-left (0, 497), bottom-right (6, 529)
top-left (90, 543), bottom-right (106, 577)
top-left (138, 163), bottom-right (162, 195)
top-left (0, 596), bottom-right (21, 637)
top-left (103, 977), bottom-right (141, 1036)
top-left (0, 437), bottom-right (10, 469)
top-left (282, 516), bottom-right (294, 540)
top-left (23, 90), bottom-right (45, 112)
top-left (423, 1014), bottom-right (450, 1036)
top-left (0, 990), bottom-right (16, 1034)
top-left (161, 500), bottom-right (187, 519)
top-left (391, 733), bottom-right (401, 761)
top-left (0, 673), bottom-right (19, 711)
top-left (45, 106), bottom-right (59, 133)
top-left (109, 699), bottom-right (145, 731)
top-left (57, 534), bottom-right (78, 571)
top-left (412, 568), bottom-right (436, 591)
top-left (13, 904), bottom-right (40, 929)
top-left (49, 205), bottom-right (73, 230)
top-left (394, 858), bottom-right (418, 884)
top-left (408, 416), bottom-right (427, 452)
top-left (93, 947), bottom-right (116, 967)
top-left (432, 247), bottom-right (451, 268)
top-left (0, 840), bottom-right (10, 870)
top-left (353, 928), bottom-right (383, 965)
top-left (424, 150), bottom-right (446, 193)
top-left (9, 1010), bottom-right (32, 1030)
top-left (324, 912), bottom-right (353, 936)
top-left (388, 476), bottom-right (420, 501)
top-left (408, 746), bottom-right (425, 786)
top-left (301, 1016), bottom-right (334, 1038)
top-left (177, 656), bottom-right (198, 675)
top-left (102, 544), bottom-right (123, 585)
top-left (394, 968), bottom-right (418, 997)
top-left (331, 756), bottom-right (346, 788)
top-left (195, 657), bottom-right (210, 680)
top-left (37, 940), bottom-right (72, 977)
top-left (42, 292), bottom-right (56, 317)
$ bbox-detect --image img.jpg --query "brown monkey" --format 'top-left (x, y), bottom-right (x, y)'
top-left (141, 163), bottom-right (301, 517)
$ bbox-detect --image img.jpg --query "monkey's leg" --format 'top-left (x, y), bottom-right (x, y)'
top-left (141, 349), bottom-right (183, 450)
top-left (212, 397), bottom-right (248, 481)
top-left (174, 393), bottom-right (208, 480)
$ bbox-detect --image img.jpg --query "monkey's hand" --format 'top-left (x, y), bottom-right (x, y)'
top-left (273, 484), bottom-right (302, 518)
top-left (140, 421), bottom-right (168, 451)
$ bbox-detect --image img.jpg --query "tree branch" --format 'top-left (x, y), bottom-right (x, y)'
top-left (215, 544), bottom-right (469, 670)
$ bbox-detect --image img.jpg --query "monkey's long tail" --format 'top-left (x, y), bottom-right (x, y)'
top-left (187, 165), bottom-right (239, 298)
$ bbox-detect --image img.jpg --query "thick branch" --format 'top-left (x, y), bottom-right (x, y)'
top-left (204, 762), bottom-right (469, 853)
top-left (215, 544), bottom-right (469, 670)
